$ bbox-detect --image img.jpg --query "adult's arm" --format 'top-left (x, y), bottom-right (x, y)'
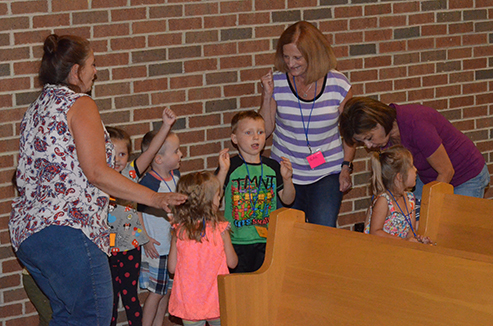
top-left (426, 144), bottom-right (454, 183)
top-left (259, 70), bottom-right (277, 137)
top-left (338, 88), bottom-right (355, 192)
top-left (67, 96), bottom-right (186, 212)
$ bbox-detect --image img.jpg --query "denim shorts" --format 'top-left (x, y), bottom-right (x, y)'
top-left (415, 163), bottom-right (490, 200)
top-left (413, 164), bottom-right (490, 220)
top-left (16, 225), bottom-right (113, 326)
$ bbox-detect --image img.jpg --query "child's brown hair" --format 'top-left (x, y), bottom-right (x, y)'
top-left (106, 126), bottom-right (131, 154)
top-left (171, 171), bottom-right (224, 242)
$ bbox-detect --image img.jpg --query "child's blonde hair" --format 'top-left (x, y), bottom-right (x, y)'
top-left (231, 110), bottom-right (264, 134)
top-left (171, 171), bottom-right (224, 242)
top-left (141, 130), bottom-right (176, 154)
top-left (370, 145), bottom-right (414, 195)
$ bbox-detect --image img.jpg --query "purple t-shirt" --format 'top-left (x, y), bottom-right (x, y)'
top-left (392, 103), bottom-right (485, 187)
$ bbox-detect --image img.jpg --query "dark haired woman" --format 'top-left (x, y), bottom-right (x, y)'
top-left (339, 97), bottom-right (489, 204)
top-left (9, 34), bottom-right (186, 325)
top-left (259, 21), bottom-right (354, 227)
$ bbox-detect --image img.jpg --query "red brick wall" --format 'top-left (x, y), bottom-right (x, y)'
top-left (1, 1), bottom-right (492, 324)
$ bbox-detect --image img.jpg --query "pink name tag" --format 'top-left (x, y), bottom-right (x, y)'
top-left (307, 151), bottom-right (325, 169)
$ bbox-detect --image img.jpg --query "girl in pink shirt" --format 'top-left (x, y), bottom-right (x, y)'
top-left (168, 171), bottom-right (238, 326)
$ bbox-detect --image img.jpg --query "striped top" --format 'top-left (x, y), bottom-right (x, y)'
top-left (271, 70), bottom-right (351, 185)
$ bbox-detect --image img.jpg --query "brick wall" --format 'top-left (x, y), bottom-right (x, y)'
top-left (1, 0), bottom-right (492, 324)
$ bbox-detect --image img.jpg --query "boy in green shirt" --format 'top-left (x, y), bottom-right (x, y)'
top-left (217, 110), bottom-right (295, 272)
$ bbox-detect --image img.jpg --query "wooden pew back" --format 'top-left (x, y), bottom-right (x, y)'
top-left (418, 181), bottom-right (493, 256)
top-left (218, 208), bottom-right (493, 325)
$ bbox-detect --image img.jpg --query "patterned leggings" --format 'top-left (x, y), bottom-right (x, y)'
top-left (109, 247), bottom-right (143, 326)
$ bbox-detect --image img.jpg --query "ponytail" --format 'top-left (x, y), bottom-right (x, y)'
top-left (38, 34), bottom-right (91, 93)
top-left (370, 145), bottom-right (413, 195)
top-left (370, 151), bottom-right (385, 195)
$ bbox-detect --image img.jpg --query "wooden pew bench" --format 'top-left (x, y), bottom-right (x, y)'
top-left (218, 207), bottom-right (493, 326)
top-left (418, 181), bottom-right (493, 256)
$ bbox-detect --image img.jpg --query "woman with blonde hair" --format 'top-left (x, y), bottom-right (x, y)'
top-left (259, 21), bottom-right (354, 227)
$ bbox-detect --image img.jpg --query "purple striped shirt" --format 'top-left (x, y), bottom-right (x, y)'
top-left (271, 71), bottom-right (351, 185)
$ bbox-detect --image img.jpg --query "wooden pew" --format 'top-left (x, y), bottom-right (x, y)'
top-left (218, 208), bottom-right (493, 326)
top-left (418, 181), bottom-right (493, 256)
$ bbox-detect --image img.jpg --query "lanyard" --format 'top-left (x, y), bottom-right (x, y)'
top-left (387, 189), bottom-right (417, 238)
top-left (151, 169), bottom-right (176, 192)
top-left (293, 76), bottom-right (317, 154)
top-left (238, 153), bottom-right (263, 215)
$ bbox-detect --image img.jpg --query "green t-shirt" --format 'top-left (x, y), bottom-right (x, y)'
top-left (223, 155), bottom-right (283, 245)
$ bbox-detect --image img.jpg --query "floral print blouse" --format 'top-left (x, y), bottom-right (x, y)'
top-left (10, 84), bottom-right (114, 254)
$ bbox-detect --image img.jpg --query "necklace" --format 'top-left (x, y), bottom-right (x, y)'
top-left (301, 82), bottom-right (314, 97)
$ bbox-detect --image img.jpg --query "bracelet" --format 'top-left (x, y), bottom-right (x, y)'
top-left (341, 161), bottom-right (353, 173)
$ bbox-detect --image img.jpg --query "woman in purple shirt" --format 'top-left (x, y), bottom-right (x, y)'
top-left (339, 97), bottom-right (489, 201)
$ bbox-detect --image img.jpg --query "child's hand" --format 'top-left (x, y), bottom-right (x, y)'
top-left (280, 156), bottom-right (293, 180)
top-left (144, 238), bottom-right (161, 259)
top-left (408, 235), bottom-right (436, 245)
top-left (162, 107), bottom-right (176, 127)
top-left (218, 148), bottom-right (230, 172)
top-left (416, 235), bottom-right (435, 245)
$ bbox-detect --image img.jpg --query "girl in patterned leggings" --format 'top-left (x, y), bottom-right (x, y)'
top-left (107, 108), bottom-right (177, 326)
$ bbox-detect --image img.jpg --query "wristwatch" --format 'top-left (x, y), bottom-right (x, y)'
top-left (341, 161), bottom-right (353, 172)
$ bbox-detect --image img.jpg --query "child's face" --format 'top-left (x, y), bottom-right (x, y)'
top-left (158, 133), bottom-right (183, 172)
top-left (112, 138), bottom-right (129, 173)
top-left (231, 118), bottom-right (266, 162)
top-left (404, 162), bottom-right (418, 189)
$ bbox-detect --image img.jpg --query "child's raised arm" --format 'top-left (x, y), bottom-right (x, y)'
top-left (278, 156), bottom-right (295, 206)
top-left (216, 148), bottom-right (230, 189)
top-left (134, 107), bottom-right (176, 173)
top-left (221, 229), bottom-right (238, 269)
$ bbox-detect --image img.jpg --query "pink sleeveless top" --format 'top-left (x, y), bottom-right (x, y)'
top-left (169, 221), bottom-right (230, 320)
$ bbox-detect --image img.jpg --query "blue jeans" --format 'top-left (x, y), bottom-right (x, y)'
top-left (16, 225), bottom-right (113, 326)
top-left (414, 164), bottom-right (490, 219)
top-left (286, 173), bottom-right (342, 227)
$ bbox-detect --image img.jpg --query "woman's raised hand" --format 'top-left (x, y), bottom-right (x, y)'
top-left (260, 69), bottom-right (274, 97)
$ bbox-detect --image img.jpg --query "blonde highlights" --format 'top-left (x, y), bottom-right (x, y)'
top-left (370, 145), bottom-right (413, 195)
